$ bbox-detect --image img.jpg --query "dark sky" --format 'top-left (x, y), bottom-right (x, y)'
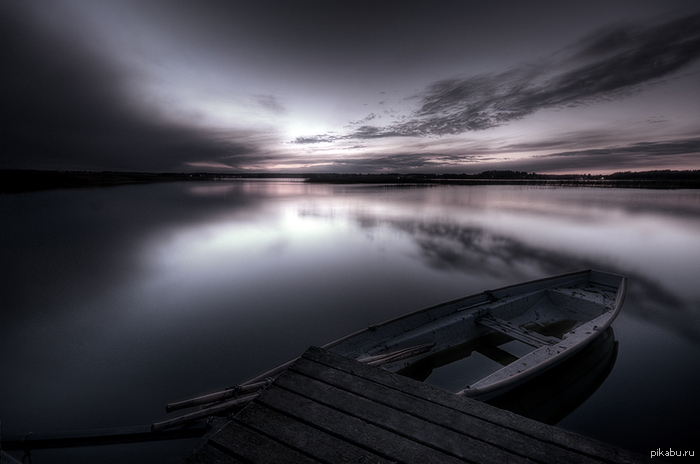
top-left (2, 0), bottom-right (699, 174)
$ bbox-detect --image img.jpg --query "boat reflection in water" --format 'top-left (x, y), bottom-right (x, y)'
top-left (487, 327), bottom-right (617, 425)
top-left (400, 326), bottom-right (618, 425)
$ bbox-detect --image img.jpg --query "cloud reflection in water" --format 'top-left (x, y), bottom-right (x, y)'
top-left (296, 184), bottom-right (700, 343)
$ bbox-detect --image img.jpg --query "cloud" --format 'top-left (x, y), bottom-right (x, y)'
top-left (537, 138), bottom-right (700, 160)
top-left (481, 137), bottom-right (700, 174)
top-left (348, 112), bottom-right (379, 125)
top-left (278, 151), bottom-right (497, 173)
top-left (297, 137), bottom-right (700, 174)
top-left (403, 12), bottom-right (700, 137)
top-left (299, 11), bottom-right (700, 143)
top-left (255, 94), bottom-right (285, 114)
top-left (0, 3), bottom-right (266, 172)
top-left (291, 130), bottom-right (700, 175)
top-left (4, 1), bottom-right (698, 174)
top-left (293, 134), bottom-right (338, 144)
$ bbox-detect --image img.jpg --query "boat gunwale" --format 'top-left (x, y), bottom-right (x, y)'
top-left (323, 269), bottom-right (613, 353)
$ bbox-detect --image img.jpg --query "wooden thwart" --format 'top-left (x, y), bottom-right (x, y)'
top-left (476, 314), bottom-right (560, 348)
top-left (186, 347), bottom-right (652, 464)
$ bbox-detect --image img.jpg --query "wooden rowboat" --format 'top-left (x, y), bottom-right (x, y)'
top-left (325, 269), bottom-right (626, 401)
top-left (155, 269), bottom-right (626, 430)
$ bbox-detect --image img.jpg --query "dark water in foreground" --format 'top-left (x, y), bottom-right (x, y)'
top-left (2, 180), bottom-right (699, 462)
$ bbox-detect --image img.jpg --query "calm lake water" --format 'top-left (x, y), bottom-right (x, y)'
top-left (2, 180), bottom-right (699, 462)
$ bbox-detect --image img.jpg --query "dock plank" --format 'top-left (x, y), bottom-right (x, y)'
top-left (208, 421), bottom-right (321, 464)
top-left (187, 346), bottom-right (652, 464)
top-left (185, 443), bottom-right (247, 464)
top-left (289, 356), bottom-right (601, 464)
top-left (308, 347), bottom-right (651, 464)
top-left (274, 365), bottom-right (533, 464)
top-left (256, 384), bottom-right (464, 464)
top-left (235, 402), bottom-right (397, 464)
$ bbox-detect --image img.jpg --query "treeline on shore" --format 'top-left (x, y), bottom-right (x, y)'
top-left (2, 169), bottom-right (700, 193)
top-left (0, 170), bottom-right (305, 193)
top-left (304, 170), bottom-right (700, 188)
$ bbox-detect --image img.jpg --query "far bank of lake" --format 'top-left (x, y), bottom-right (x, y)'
top-left (3, 169), bottom-right (700, 193)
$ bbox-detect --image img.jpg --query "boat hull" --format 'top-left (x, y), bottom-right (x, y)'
top-left (325, 269), bottom-right (627, 401)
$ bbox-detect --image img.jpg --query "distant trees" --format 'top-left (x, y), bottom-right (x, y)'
top-left (607, 170), bottom-right (700, 180)
top-left (3, 168), bottom-right (699, 192)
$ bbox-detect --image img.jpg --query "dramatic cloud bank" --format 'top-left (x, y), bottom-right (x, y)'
top-left (0, 3), bottom-right (276, 171)
top-left (297, 12), bottom-right (700, 143)
top-left (1, 1), bottom-right (699, 173)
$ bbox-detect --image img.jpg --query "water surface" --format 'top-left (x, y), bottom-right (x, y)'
top-left (2, 181), bottom-right (699, 462)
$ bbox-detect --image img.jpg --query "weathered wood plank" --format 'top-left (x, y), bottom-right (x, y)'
top-left (289, 356), bottom-right (602, 464)
top-left (476, 315), bottom-right (559, 347)
top-left (186, 443), bottom-right (247, 464)
top-left (235, 402), bottom-right (397, 464)
top-left (310, 347), bottom-right (652, 464)
top-left (271, 369), bottom-right (532, 464)
top-left (188, 346), bottom-right (650, 464)
top-left (2, 423), bottom-right (208, 450)
top-left (255, 383), bottom-right (466, 464)
top-left (207, 420), bottom-right (321, 464)
top-left (1, 451), bottom-right (23, 464)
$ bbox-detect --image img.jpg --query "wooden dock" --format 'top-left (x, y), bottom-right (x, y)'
top-left (187, 346), bottom-right (651, 464)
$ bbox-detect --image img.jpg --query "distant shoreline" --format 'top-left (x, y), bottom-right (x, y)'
top-left (304, 173), bottom-right (700, 189)
top-left (2, 169), bottom-right (699, 193)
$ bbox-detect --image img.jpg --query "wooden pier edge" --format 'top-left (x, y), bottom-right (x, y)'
top-left (1, 423), bottom-right (209, 451)
top-left (186, 346), bottom-right (653, 464)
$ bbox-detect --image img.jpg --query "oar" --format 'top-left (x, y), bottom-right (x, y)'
top-left (358, 342), bottom-right (435, 366)
top-left (157, 343), bottom-right (434, 431)
top-left (165, 343), bottom-right (436, 412)
top-left (165, 379), bottom-right (272, 413)
top-left (152, 392), bottom-right (259, 432)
